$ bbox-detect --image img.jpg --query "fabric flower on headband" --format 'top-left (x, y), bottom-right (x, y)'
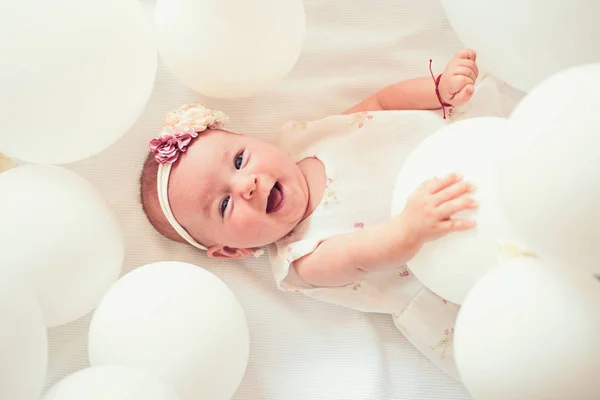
top-left (149, 104), bottom-right (228, 164)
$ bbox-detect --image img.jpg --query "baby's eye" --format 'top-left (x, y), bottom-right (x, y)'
top-left (220, 196), bottom-right (230, 216)
top-left (234, 151), bottom-right (244, 170)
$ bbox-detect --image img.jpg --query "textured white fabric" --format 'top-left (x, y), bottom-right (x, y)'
top-left (44, 0), bottom-right (522, 398)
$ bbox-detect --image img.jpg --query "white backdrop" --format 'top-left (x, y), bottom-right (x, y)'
top-left (45, 0), bottom-right (487, 398)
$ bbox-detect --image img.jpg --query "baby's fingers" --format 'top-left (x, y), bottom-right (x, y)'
top-left (457, 48), bottom-right (477, 61)
top-left (421, 173), bottom-right (463, 194)
top-left (451, 84), bottom-right (475, 105)
top-left (436, 193), bottom-right (478, 218)
top-left (454, 66), bottom-right (478, 83)
top-left (433, 179), bottom-right (474, 205)
top-left (438, 218), bottom-right (476, 234)
top-left (458, 60), bottom-right (480, 79)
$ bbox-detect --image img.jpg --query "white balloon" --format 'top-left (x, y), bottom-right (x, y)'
top-left (0, 0), bottom-right (156, 164)
top-left (455, 258), bottom-right (600, 399)
top-left (89, 261), bottom-right (250, 400)
top-left (43, 366), bottom-right (181, 400)
top-left (391, 117), bottom-right (518, 304)
top-left (440, 0), bottom-right (600, 92)
top-left (495, 63), bottom-right (600, 276)
top-left (0, 165), bottom-right (125, 327)
top-left (0, 272), bottom-right (48, 400)
top-left (154, 0), bottom-right (305, 98)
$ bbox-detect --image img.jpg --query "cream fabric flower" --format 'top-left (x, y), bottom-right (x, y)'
top-left (149, 104), bottom-right (228, 164)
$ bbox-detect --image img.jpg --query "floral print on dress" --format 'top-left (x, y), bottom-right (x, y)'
top-left (282, 245), bottom-right (306, 294)
top-left (290, 121), bottom-right (308, 131)
top-left (353, 222), bottom-right (364, 230)
top-left (282, 281), bottom-right (301, 294)
top-left (342, 281), bottom-right (363, 292)
top-left (431, 328), bottom-right (454, 360)
top-left (397, 265), bottom-right (410, 277)
top-left (284, 245), bottom-right (301, 268)
top-left (349, 111), bottom-right (374, 128)
top-left (321, 178), bottom-right (340, 208)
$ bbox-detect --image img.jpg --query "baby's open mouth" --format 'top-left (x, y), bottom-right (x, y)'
top-left (266, 182), bottom-right (284, 214)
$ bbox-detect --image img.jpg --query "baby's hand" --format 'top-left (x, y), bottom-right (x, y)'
top-left (399, 174), bottom-right (477, 245)
top-left (438, 49), bottom-right (479, 107)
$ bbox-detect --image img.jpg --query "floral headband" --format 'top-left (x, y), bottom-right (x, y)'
top-left (149, 104), bottom-right (228, 164)
top-left (149, 104), bottom-right (228, 251)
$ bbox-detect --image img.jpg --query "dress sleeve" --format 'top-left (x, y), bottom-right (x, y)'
top-left (276, 114), bottom-right (367, 158)
top-left (268, 237), bottom-right (324, 292)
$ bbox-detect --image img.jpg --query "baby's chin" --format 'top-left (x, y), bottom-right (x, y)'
top-left (205, 211), bottom-right (306, 250)
top-left (232, 229), bottom-right (294, 250)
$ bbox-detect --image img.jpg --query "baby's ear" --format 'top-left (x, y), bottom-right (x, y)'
top-left (207, 245), bottom-right (253, 259)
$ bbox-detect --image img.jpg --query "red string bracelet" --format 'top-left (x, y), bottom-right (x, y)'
top-left (429, 59), bottom-right (452, 119)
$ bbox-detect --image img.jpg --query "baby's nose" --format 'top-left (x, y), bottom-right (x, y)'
top-left (235, 174), bottom-right (258, 200)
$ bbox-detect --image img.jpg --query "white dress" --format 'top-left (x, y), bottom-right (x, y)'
top-left (268, 77), bottom-right (522, 380)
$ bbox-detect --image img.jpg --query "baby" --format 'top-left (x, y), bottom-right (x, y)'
top-left (141, 49), bottom-right (482, 379)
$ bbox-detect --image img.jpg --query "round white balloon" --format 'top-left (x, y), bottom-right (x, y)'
top-left (0, 272), bottom-right (48, 400)
top-left (455, 258), bottom-right (600, 399)
top-left (391, 117), bottom-right (518, 304)
top-left (0, 165), bottom-right (125, 327)
top-left (154, 0), bottom-right (305, 98)
top-left (0, 0), bottom-right (156, 164)
top-left (440, 0), bottom-right (600, 92)
top-left (43, 366), bottom-right (180, 400)
top-left (88, 261), bottom-right (250, 400)
top-left (495, 63), bottom-right (600, 276)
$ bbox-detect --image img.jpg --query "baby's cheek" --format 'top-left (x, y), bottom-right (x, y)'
top-left (232, 210), bottom-right (272, 243)
top-left (232, 207), bottom-right (254, 226)
top-left (231, 209), bottom-right (263, 233)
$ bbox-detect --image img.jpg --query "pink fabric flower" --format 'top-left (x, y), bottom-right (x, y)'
top-left (149, 131), bottom-right (198, 164)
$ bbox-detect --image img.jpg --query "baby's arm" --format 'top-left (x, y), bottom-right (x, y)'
top-left (343, 49), bottom-right (478, 114)
top-left (294, 174), bottom-right (476, 287)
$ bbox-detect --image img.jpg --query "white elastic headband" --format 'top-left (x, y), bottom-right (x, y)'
top-left (157, 162), bottom-right (207, 251)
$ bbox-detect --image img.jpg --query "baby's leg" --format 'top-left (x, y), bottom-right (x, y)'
top-left (392, 286), bottom-right (461, 380)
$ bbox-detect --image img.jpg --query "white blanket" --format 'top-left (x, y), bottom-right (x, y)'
top-left (46, 0), bottom-right (518, 398)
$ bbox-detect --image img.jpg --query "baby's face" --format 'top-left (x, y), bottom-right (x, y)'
top-left (167, 130), bottom-right (309, 252)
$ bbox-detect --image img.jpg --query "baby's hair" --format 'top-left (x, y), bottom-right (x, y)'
top-left (139, 152), bottom-right (185, 243)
